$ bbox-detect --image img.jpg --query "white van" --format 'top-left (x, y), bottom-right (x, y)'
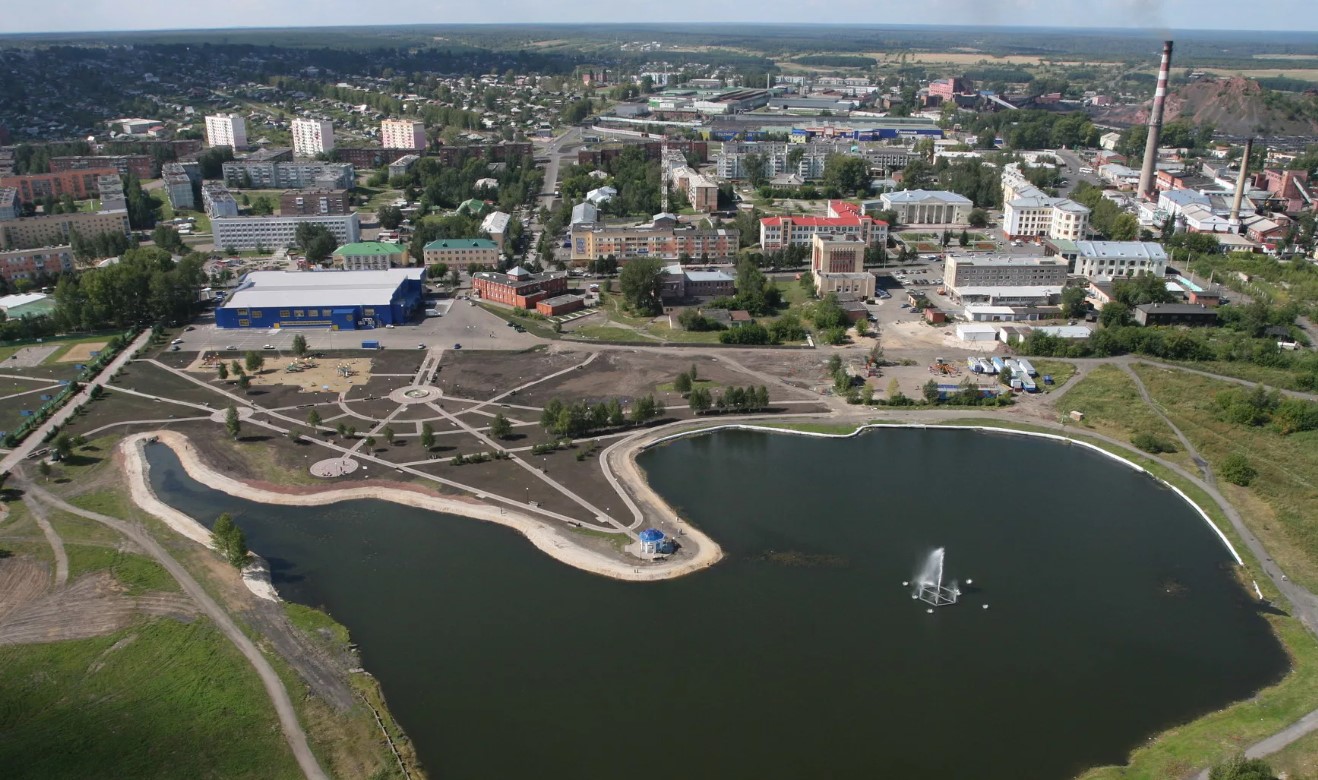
top-left (1079, 166), bottom-right (1094, 174)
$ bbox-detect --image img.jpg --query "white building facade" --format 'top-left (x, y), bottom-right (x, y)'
top-left (291, 118), bottom-right (335, 157)
top-left (880, 190), bottom-right (973, 225)
top-left (381, 119), bottom-right (427, 151)
top-left (1071, 241), bottom-right (1168, 281)
top-left (212, 213), bottom-right (360, 252)
top-left (205, 114), bottom-right (248, 150)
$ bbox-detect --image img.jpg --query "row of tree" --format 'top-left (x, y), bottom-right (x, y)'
top-left (688, 385), bottom-right (770, 414)
top-left (539, 396), bottom-right (663, 437)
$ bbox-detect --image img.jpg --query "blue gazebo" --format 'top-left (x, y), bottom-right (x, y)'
top-left (638, 528), bottom-right (667, 555)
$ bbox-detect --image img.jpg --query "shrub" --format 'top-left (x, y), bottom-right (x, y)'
top-left (1131, 432), bottom-right (1176, 454)
top-left (1220, 453), bottom-right (1258, 486)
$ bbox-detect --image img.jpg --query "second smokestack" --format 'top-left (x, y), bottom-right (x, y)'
top-left (1138, 40), bottom-right (1174, 201)
top-left (1229, 138), bottom-right (1254, 229)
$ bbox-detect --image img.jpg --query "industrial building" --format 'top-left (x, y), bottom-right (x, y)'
top-left (216, 268), bottom-right (424, 329)
top-left (211, 213), bottom-right (360, 252)
top-left (422, 238), bottom-right (500, 269)
top-left (331, 242), bottom-right (409, 271)
top-left (880, 190), bottom-right (973, 225)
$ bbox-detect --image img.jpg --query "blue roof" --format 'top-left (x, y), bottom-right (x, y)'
top-left (638, 529), bottom-right (665, 542)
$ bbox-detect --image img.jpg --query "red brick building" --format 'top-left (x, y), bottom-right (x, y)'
top-left (472, 266), bottom-right (569, 309)
top-left (1, 169), bottom-right (119, 203)
top-left (535, 294), bottom-right (586, 316)
top-left (0, 246), bottom-right (76, 283)
top-left (50, 155), bottom-right (154, 179)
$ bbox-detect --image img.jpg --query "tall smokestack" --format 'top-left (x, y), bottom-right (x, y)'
top-left (1138, 40), bottom-right (1174, 201)
top-left (1229, 138), bottom-right (1254, 230)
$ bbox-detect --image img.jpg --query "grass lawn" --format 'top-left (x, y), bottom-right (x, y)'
top-left (0, 619), bottom-right (301, 780)
top-left (643, 323), bottom-right (724, 343)
top-left (656, 378), bottom-right (719, 393)
top-left (475, 303), bottom-right (558, 339)
top-left (569, 325), bottom-right (653, 342)
top-left (1029, 359), bottom-right (1076, 392)
top-left (752, 421), bottom-right (862, 435)
top-left (1054, 365), bottom-right (1182, 449)
top-left (63, 545), bottom-right (180, 594)
top-left (1173, 360), bottom-right (1317, 393)
top-left (596, 293), bottom-right (655, 328)
top-left (773, 279), bottom-right (811, 308)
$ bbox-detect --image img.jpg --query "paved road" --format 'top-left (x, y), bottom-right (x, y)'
top-left (0, 330), bottom-right (153, 476)
top-left (19, 480), bottom-right (328, 780)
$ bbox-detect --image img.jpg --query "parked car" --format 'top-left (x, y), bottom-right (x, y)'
top-left (262, 344), bottom-right (275, 350)
top-left (453, 343), bottom-right (462, 349)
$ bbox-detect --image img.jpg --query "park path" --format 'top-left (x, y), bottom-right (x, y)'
top-left (24, 492), bottom-right (68, 587)
top-left (0, 329), bottom-right (153, 475)
top-left (18, 479), bottom-right (328, 780)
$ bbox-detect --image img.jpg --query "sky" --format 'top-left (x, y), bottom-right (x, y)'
top-left (4, 0), bottom-right (1317, 34)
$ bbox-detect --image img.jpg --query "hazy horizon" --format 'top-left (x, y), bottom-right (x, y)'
top-left (4, 1), bottom-right (1317, 36)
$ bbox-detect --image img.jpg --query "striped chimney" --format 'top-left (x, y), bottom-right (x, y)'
top-left (1138, 41), bottom-right (1174, 201)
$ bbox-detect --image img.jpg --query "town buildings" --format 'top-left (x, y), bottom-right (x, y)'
top-left (202, 183), bottom-right (239, 218)
top-left (479, 211), bottom-right (511, 251)
top-left (1000, 163), bottom-right (1090, 241)
top-left (944, 255), bottom-right (1068, 288)
top-left (279, 189), bottom-right (351, 216)
top-left (211, 213), bottom-right (360, 252)
top-left (216, 268), bottom-right (424, 329)
top-left (291, 118), bottom-right (335, 158)
top-left (0, 209), bottom-right (131, 251)
top-left (1071, 241), bottom-right (1167, 281)
top-left (50, 155), bottom-right (155, 179)
top-left (422, 238), bottom-right (500, 269)
top-left (1133, 302), bottom-right (1219, 327)
top-left (161, 162), bottom-right (196, 211)
top-left (569, 216), bottom-right (740, 264)
top-left (660, 264), bottom-right (736, 301)
top-left (880, 190), bottom-right (973, 225)
top-left (380, 119), bottom-right (428, 151)
top-left (331, 241), bottom-right (409, 271)
top-left (760, 200), bottom-right (888, 250)
top-left (222, 160), bottom-right (355, 190)
top-left (0, 246), bottom-right (76, 284)
top-left (472, 266), bottom-right (569, 308)
top-left (0, 169), bottom-right (119, 203)
top-left (670, 167), bottom-right (718, 212)
top-left (810, 233), bottom-right (875, 299)
top-left (0, 188), bottom-right (18, 220)
top-left (205, 114), bottom-right (248, 150)
top-left (388, 154), bottom-right (420, 178)
top-left (97, 176), bottom-right (126, 212)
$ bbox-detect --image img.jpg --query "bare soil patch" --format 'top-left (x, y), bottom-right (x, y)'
top-left (57, 341), bottom-right (107, 364)
top-left (436, 347), bottom-right (579, 401)
top-left (0, 568), bottom-right (196, 646)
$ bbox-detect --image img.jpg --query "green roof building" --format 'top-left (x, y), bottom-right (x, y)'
top-left (456, 199), bottom-right (489, 217)
top-left (331, 241), bottom-right (408, 271)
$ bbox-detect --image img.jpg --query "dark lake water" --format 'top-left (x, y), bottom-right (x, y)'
top-left (146, 428), bottom-right (1287, 779)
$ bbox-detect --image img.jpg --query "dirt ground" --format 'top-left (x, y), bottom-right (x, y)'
top-left (247, 358), bottom-right (374, 396)
top-left (57, 342), bottom-right (107, 364)
top-left (435, 347), bottom-right (579, 401)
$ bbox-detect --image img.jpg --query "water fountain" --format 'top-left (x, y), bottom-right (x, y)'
top-left (911, 548), bottom-right (960, 607)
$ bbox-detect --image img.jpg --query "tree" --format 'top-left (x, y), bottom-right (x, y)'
top-left (212, 513), bottom-right (249, 569)
top-left (381, 425), bottom-right (396, 445)
top-left (674, 371), bottom-right (693, 394)
top-left (1220, 453), bottom-right (1258, 487)
top-left (364, 435), bottom-right (377, 451)
top-left (1099, 301), bottom-right (1133, 328)
top-left (152, 224), bottom-right (187, 254)
top-left (1061, 286), bottom-right (1088, 319)
top-left (607, 399), bottom-right (625, 427)
top-left (490, 413), bottom-right (513, 439)
top-left (307, 409), bottom-right (321, 428)
top-left (288, 428), bottom-right (303, 444)
top-left (376, 205), bottom-right (404, 230)
top-left (619, 257), bottom-right (665, 315)
top-left (958, 229), bottom-right (969, 247)
top-left (742, 153), bottom-right (768, 188)
top-left (224, 405), bottom-right (241, 438)
top-left (754, 385), bottom-right (769, 410)
top-left (53, 432), bottom-right (74, 460)
top-left (231, 360), bottom-right (243, 377)
top-left (1208, 755), bottom-right (1279, 780)
top-left (689, 386), bottom-right (712, 414)
top-left (967, 208), bottom-right (989, 228)
top-left (237, 374), bottom-right (251, 392)
top-left (922, 379), bottom-right (941, 404)
top-left (1109, 212), bottom-right (1139, 241)
top-left (420, 422), bottom-right (435, 450)
top-left (295, 223), bottom-right (338, 263)
top-left (217, 362), bottom-right (229, 381)
top-left (823, 154), bottom-right (870, 194)
top-left (1113, 274), bottom-right (1175, 307)
top-left (854, 318), bottom-right (868, 338)
top-left (291, 333), bottom-right (308, 357)
top-left (244, 351), bottom-right (265, 374)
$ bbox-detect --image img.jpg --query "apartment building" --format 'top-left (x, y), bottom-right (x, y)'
top-left (0, 245), bottom-right (76, 283)
top-left (388, 154), bottom-right (420, 178)
top-left (222, 160), bottom-right (355, 190)
top-left (292, 118), bottom-right (335, 158)
top-left (880, 190), bottom-right (973, 225)
top-left (202, 183), bottom-right (239, 218)
top-left (670, 167), bottom-right (719, 212)
top-left (1071, 241), bottom-right (1167, 281)
top-left (211, 213), bottom-right (360, 252)
top-left (206, 114), bottom-right (248, 149)
top-left (1000, 163), bottom-right (1090, 241)
top-left (0, 169), bottom-right (119, 203)
top-left (162, 163), bottom-right (196, 211)
top-left (50, 154), bottom-right (154, 179)
top-left (0, 188), bottom-right (18, 220)
top-left (422, 238), bottom-right (499, 269)
top-left (97, 175), bottom-right (126, 212)
top-left (380, 119), bottom-right (428, 151)
top-left (760, 200), bottom-right (888, 250)
top-left (811, 233), bottom-right (875, 299)
top-left (279, 189), bottom-right (351, 216)
top-left (569, 221), bottom-right (740, 264)
top-left (331, 241), bottom-right (409, 271)
top-left (944, 255), bottom-right (1068, 288)
top-left (480, 211), bottom-right (511, 251)
top-left (0, 209), bottom-right (131, 251)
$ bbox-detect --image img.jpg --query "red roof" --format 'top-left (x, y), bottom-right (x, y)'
top-left (760, 214), bottom-right (872, 228)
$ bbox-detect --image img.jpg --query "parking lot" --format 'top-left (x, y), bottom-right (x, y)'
top-left (177, 296), bottom-right (544, 355)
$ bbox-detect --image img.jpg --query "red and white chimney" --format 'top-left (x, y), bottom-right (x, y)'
top-left (1137, 41), bottom-right (1174, 202)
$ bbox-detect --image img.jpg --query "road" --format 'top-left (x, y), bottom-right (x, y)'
top-left (19, 480), bottom-right (328, 780)
top-left (537, 125), bottom-right (582, 212)
top-left (0, 329), bottom-right (153, 475)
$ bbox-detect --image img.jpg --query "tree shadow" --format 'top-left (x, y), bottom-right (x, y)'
top-left (239, 434), bottom-right (272, 443)
top-left (264, 556), bottom-right (305, 585)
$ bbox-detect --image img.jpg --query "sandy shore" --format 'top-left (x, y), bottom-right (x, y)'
top-left (117, 430), bottom-right (724, 585)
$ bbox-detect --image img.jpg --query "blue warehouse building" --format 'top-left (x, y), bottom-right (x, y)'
top-left (216, 269), bottom-right (425, 330)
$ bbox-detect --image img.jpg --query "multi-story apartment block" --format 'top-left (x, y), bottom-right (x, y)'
top-left (97, 175), bottom-right (126, 212)
top-left (292, 118), bottom-right (335, 158)
top-left (0, 169), bottom-right (119, 203)
top-left (211, 213), bottom-right (360, 252)
top-left (206, 114), bottom-right (248, 149)
top-left (760, 200), bottom-right (888, 250)
top-left (670, 167), bottom-right (719, 212)
top-left (162, 163), bottom-right (196, 211)
top-left (944, 255), bottom-right (1068, 289)
top-left (422, 238), bottom-right (500, 269)
top-left (222, 161), bottom-right (355, 190)
top-left (202, 183), bottom-right (239, 218)
top-left (0, 245), bottom-right (76, 283)
top-left (570, 220), bottom-right (740, 264)
top-left (388, 154), bottom-right (420, 178)
top-left (479, 211), bottom-right (511, 251)
top-left (1000, 163), bottom-right (1090, 241)
top-left (1071, 241), bottom-right (1167, 281)
top-left (811, 233), bottom-right (875, 299)
top-left (380, 119), bottom-right (428, 151)
top-left (576, 140), bottom-right (707, 168)
top-left (0, 187), bottom-right (18, 220)
top-left (279, 189), bottom-right (352, 216)
top-left (50, 154), bottom-right (155, 179)
top-left (717, 141), bottom-right (915, 181)
top-left (0, 209), bottom-right (131, 251)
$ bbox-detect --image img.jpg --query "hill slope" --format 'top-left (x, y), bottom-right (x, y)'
top-left (1099, 77), bottom-right (1318, 136)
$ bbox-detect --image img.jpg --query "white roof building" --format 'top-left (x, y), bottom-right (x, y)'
top-left (879, 189), bottom-right (973, 226)
top-left (1073, 241), bottom-right (1168, 281)
top-left (586, 186), bottom-right (618, 205)
top-left (223, 268), bottom-right (424, 311)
